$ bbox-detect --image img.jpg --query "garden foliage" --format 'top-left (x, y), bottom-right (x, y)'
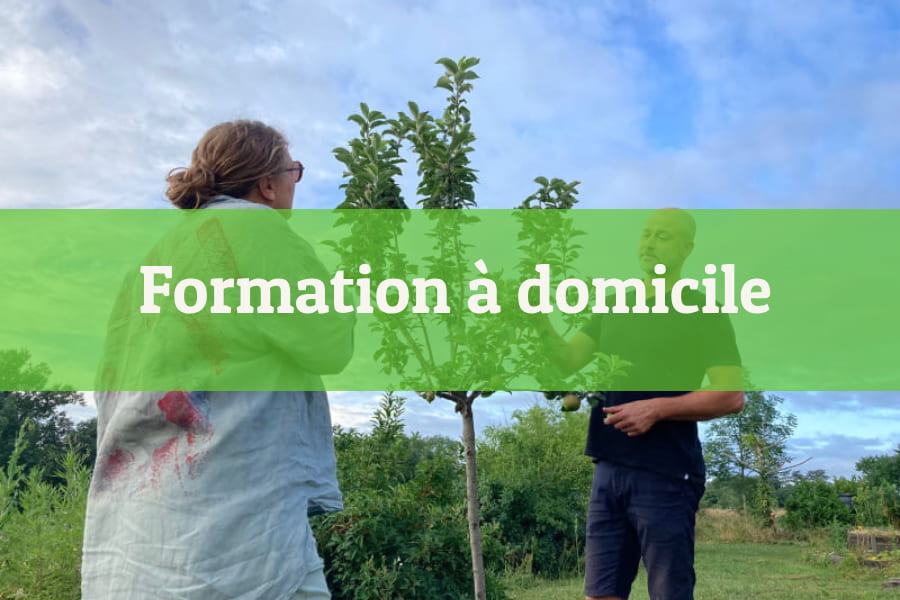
top-left (782, 479), bottom-right (852, 530)
top-left (478, 404), bottom-right (592, 578)
top-left (0, 424), bottom-right (89, 600)
top-left (312, 392), bottom-right (505, 600)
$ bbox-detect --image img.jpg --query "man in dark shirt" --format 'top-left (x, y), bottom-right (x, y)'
top-left (536, 209), bottom-right (744, 600)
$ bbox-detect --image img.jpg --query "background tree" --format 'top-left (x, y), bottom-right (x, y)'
top-left (65, 418), bottom-right (97, 469)
top-left (856, 445), bottom-right (900, 488)
top-left (703, 389), bottom-right (809, 521)
top-left (854, 446), bottom-right (900, 529)
top-left (0, 349), bottom-right (85, 485)
top-left (767, 469), bottom-right (834, 509)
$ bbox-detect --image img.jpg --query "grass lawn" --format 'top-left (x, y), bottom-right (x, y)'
top-left (504, 541), bottom-right (900, 599)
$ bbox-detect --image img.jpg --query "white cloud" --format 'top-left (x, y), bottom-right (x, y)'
top-left (3, 1), bottom-right (897, 209)
top-left (643, 0), bottom-right (900, 208)
top-left (788, 432), bottom-right (899, 479)
top-left (0, 46), bottom-right (76, 99)
top-left (0, 0), bottom-right (645, 208)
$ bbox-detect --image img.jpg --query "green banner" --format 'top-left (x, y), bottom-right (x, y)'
top-left (1, 208), bottom-right (897, 391)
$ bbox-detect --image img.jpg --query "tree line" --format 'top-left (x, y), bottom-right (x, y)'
top-left (701, 387), bottom-right (900, 530)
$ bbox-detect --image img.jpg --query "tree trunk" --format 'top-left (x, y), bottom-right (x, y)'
top-left (459, 395), bottom-right (487, 600)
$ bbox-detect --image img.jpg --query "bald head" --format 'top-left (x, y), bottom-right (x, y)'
top-left (653, 208), bottom-right (696, 242)
top-left (638, 209), bottom-right (696, 276)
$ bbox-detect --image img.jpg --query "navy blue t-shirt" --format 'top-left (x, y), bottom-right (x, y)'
top-left (580, 289), bottom-right (741, 479)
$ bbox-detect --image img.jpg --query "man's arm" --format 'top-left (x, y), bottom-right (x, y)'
top-left (533, 314), bottom-right (597, 377)
top-left (603, 366), bottom-right (744, 437)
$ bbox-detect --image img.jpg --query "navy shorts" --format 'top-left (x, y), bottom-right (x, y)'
top-left (584, 461), bottom-right (705, 600)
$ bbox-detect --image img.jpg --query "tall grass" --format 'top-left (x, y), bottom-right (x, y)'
top-left (0, 422), bottom-right (90, 600)
top-left (695, 508), bottom-right (780, 544)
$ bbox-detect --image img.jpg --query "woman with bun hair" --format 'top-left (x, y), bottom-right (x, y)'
top-left (82, 120), bottom-right (355, 600)
top-left (165, 120), bottom-right (302, 211)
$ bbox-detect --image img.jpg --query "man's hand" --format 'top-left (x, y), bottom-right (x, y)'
top-left (603, 399), bottom-right (662, 437)
top-left (603, 383), bottom-right (744, 436)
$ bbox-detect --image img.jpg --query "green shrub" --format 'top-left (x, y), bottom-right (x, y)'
top-left (314, 393), bottom-right (506, 599)
top-left (783, 480), bottom-right (852, 530)
top-left (314, 488), bottom-right (486, 600)
top-left (885, 486), bottom-right (900, 529)
top-left (852, 482), bottom-right (900, 529)
top-left (0, 445), bottom-right (89, 600)
top-left (478, 404), bottom-right (592, 578)
top-left (853, 481), bottom-right (888, 527)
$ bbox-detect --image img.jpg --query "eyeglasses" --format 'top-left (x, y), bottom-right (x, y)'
top-left (276, 160), bottom-right (304, 183)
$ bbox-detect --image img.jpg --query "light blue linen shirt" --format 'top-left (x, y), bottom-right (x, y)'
top-left (82, 197), bottom-right (354, 599)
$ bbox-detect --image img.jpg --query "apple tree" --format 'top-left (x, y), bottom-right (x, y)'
top-left (329, 57), bottom-right (621, 599)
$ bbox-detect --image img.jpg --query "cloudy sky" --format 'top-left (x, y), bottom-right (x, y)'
top-left (6, 1), bottom-right (899, 477)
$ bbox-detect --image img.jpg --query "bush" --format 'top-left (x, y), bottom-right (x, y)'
top-left (853, 481), bottom-right (900, 529)
top-left (313, 393), bottom-right (506, 599)
top-left (0, 429), bottom-right (89, 600)
top-left (314, 485), bottom-right (489, 600)
top-left (783, 480), bottom-right (852, 530)
top-left (478, 404), bottom-right (592, 578)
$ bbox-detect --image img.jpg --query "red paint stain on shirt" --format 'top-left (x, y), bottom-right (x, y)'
top-left (152, 436), bottom-right (179, 463)
top-left (158, 391), bottom-right (210, 434)
top-left (185, 452), bottom-right (208, 479)
top-left (150, 436), bottom-right (181, 488)
top-left (95, 448), bottom-right (135, 490)
top-left (153, 392), bottom-right (215, 483)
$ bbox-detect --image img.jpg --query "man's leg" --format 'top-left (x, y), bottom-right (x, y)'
top-left (627, 469), bottom-right (704, 600)
top-left (585, 462), bottom-right (641, 600)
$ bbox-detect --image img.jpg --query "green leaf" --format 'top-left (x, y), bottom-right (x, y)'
top-left (436, 57), bottom-right (459, 74)
top-left (435, 76), bottom-right (453, 92)
top-left (461, 56), bottom-right (481, 70)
